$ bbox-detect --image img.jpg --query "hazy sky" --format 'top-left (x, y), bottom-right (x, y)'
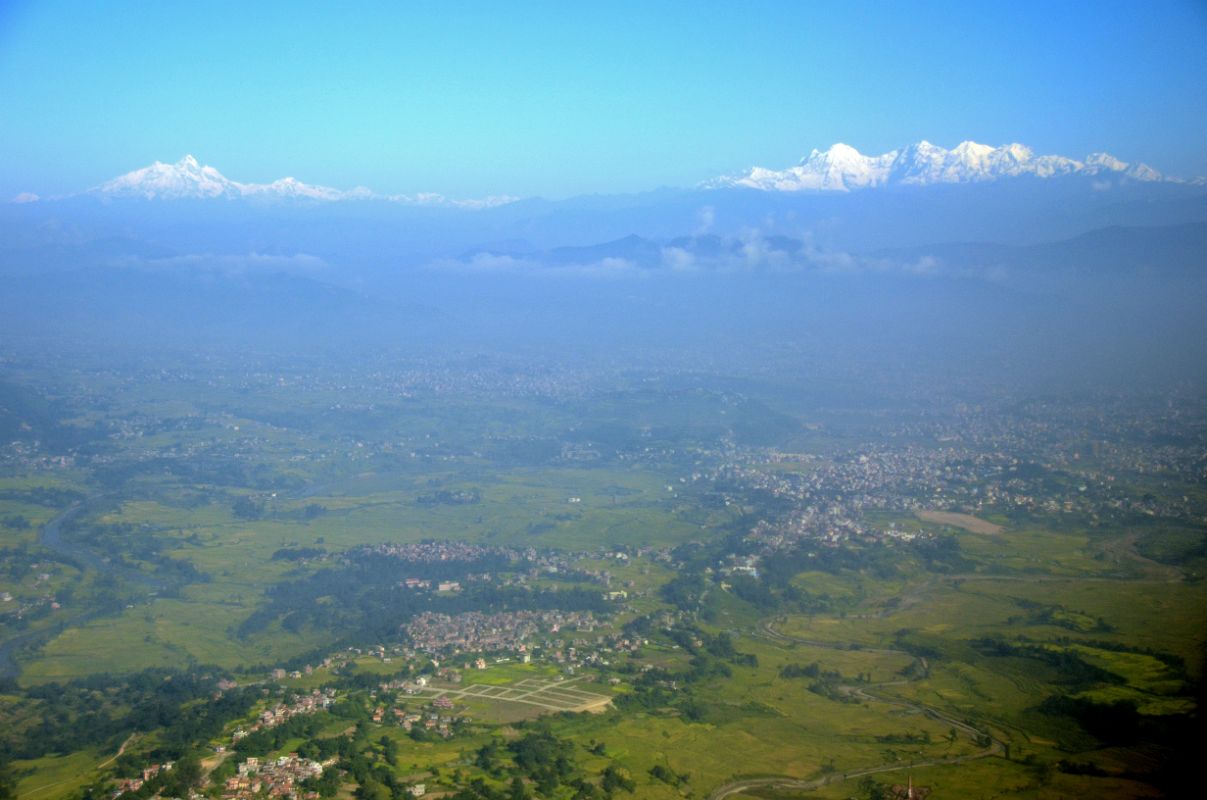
top-left (2, 0), bottom-right (1205, 198)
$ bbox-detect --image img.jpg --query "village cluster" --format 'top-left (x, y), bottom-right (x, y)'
top-left (367, 686), bottom-right (463, 739)
top-left (109, 690), bottom-right (340, 799)
top-left (222, 756), bottom-right (326, 800)
top-left (111, 762), bottom-right (176, 798)
top-left (682, 397), bottom-right (1207, 567)
top-left (402, 609), bottom-right (598, 655)
top-left (233, 689), bottom-right (337, 740)
top-left (0, 568), bottom-right (63, 624)
top-left (108, 628), bottom-right (637, 800)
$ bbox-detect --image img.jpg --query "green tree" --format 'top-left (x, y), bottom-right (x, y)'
top-left (0, 760), bottom-right (15, 800)
top-left (356, 778), bottom-right (390, 800)
top-left (600, 766), bottom-right (635, 794)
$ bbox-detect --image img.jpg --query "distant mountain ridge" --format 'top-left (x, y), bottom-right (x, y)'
top-left (455, 221), bottom-right (1207, 281)
top-left (90, 154), bottom-right (518, 208)
top-left (707, 140), bottom-right (1197, 192)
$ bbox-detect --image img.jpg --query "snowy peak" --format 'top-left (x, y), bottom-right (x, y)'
top-left (96, 156), bottom-right (358, 201)
top-left (709, 140), bottom-right (1176, 192)
top-left (1085, 152), bottom-right (1127, 172)
top-left (98, 155), bottom-right (243, 199)
top-left (241, 176), bottom-right (350, 201)
top-left (90, 156), bottom-right (515, 207)
top-left (732, 143), bottom-right (897, 192)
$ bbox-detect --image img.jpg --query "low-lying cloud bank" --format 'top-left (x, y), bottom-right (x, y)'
top-left (430, 232), bottom-right (965, 280)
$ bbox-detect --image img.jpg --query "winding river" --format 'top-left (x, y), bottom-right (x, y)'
top-left (0, 498), bottom-right (163, 679)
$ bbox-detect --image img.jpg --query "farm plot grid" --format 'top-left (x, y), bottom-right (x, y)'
top-left (412, 676), bottom-right (612, 712)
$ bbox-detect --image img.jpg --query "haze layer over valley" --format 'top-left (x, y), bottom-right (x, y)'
top-left (3, 4), bottom-right (1206, 799)
top-left (4, 142), bottom-right (1206, 391)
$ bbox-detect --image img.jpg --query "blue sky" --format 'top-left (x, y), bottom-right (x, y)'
top-left (1, 0), bottom-right (1205, 198)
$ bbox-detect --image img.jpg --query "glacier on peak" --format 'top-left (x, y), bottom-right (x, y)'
top-left (708, 140), bottom-right (1171, 192)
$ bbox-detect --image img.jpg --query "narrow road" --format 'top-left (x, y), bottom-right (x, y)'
top-left (96, 733), bottom-right (138, 770)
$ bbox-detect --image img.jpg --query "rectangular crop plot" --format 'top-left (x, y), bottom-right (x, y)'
top-left (429, 676), bottom-right (612, 715)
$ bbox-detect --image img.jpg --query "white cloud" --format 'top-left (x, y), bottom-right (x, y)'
top-left (432, 230), bottom-right (976, 281)
top-left (660, 247), bottom-right (696, 271)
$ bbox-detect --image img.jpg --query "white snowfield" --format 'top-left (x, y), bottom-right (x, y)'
top-left (707, 140), bottom-right (1183, 192)
top-left (93, 154), bottom-right (517, 207)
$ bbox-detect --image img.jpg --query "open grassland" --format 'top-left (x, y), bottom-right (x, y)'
top-left (772, 561), bottom-right (1204, 787)
top-left (945, 577), bottom-right (1207, 675)
top-left (799, 753), bottom-right (1163, 800)
top-left (9, 520), bottom-right (1201, 800)
top-left (453, 661), bottom-right (563, 685)
top-left (23, 593), bottom-right (333, 683)
top-left (782, 571), bottom-right (1207, 666)
top-left (861, 516), bottom-right (1117, 577)
top-left (916, 510), bottom-right (1004, 535)
top-left (92, 465), bottom-right (697, 554)
top-left (544, 632), bottom-right (983, 797)
top-left (780, 575), bottom-right (1207, 682)
top-left (556, 695), bottom-right (977, 799)
top-left (957, 527), bottom-right (1122, 576)
top-left (3, 383), bottom-right (1202, 800)
top-left (254, 630), bottom-right (995, 799)
top-left (293, 466), bottom-right (700, 551)
top-left (14, 462), bottom-right (697, 682)
top-left (13, 748), bottom-right (106, 800)
top-left (0, 474), bottom-right (90, 547)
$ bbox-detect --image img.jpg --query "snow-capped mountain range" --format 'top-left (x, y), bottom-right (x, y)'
top-left (12, 142), bottom-right (1203, 205)
top-left (708, 140), bottom-right (1189, 192)
top-left (90, 155), bottom-right (517, 208)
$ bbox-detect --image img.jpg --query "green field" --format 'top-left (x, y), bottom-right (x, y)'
top-left (3, 361), bottom-right (1204, 800)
